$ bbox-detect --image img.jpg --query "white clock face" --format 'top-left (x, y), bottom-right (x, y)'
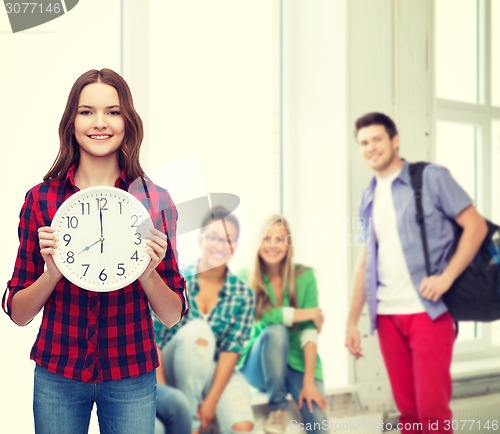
top-left (51, 186), bottom-right (154, 292)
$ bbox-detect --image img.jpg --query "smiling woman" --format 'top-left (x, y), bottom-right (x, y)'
top-left (3, 68), bottom-right (189, 434)
top-left (1, 3), bottom-right (127, 432)
top-left (73, 83), bottom-right (126, 169)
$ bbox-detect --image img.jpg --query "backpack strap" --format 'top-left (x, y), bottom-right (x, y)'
top-left (409, 162), bottom-right (459, 335)
top-left (409, 162), bottom-right (431, 276)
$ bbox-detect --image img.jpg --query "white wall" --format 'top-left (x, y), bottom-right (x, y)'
top-left (282, 0), bottom-right (349, 389)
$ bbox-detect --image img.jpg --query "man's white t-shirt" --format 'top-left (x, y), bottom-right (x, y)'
top-left (373, 170), bottom-right (425, 314)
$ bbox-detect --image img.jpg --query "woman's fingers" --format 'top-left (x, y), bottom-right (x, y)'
top-left (146, 228), bottom-right (168, 261)
top-left (38, 227), bottom-right (57, 254)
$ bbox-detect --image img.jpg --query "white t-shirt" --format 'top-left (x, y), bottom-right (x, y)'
top-left (373, 170), bottom-right (425, 314)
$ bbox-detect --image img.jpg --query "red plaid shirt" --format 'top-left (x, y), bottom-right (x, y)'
top-left (3, 165), bottom-right (188, 383)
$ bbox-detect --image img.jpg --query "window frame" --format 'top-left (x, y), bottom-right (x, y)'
top-left (434, 0), bottom-right (500, 358)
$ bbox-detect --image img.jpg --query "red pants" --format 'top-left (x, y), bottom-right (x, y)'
top-left (377, 312), bottom-right (455, 434)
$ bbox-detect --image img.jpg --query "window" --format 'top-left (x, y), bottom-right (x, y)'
top-left (435, 0), bottom-right (483, 104)
top-left (435, 0), bottom-right (500, 355)
top-left (145, 1), bottom-right (282, 271)
top-left (491, 1), bottom-right (500, 106)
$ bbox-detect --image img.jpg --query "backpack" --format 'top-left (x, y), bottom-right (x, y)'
top-left (409, 162), bottom-right (500, 322)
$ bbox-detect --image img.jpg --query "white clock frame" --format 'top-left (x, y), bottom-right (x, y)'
top-left (51, 186), bottom-right (154, 292)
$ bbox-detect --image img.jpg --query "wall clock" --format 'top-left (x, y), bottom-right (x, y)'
top-left (51, 186), bottom-right (154, 291)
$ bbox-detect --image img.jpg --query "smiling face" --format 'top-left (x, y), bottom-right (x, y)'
top-left (198, 219), bottom-right (238, 272)
top-left (258, 222), bottom-right (290, 268)
top-left (356, 124), bottom-right (401, 177)
top-left (74, 82), bottom-right (125, 160)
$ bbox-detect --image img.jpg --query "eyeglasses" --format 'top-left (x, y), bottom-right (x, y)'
top-left (203, 233), bottom-right (237, 246)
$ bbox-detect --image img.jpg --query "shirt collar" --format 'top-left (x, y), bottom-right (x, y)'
top-left (61, 164), bottom-right (130, 192)
top-left (185, 262), bottom-right (233, 298)
top-left (115, 170), bottom-right (130, 190)
top-left (262, 272), bottom-right (289, 302)
top-left (367, 159), bottom-right (410, 192)
top-left (361, 159), bottom-right (410, 216)
top-left (59, 164), bottom-right (78, 195)
top-left (396, 159), bottom-right (411, 186)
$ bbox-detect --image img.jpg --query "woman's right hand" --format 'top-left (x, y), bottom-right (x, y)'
top-left (38, 226), bottom-right (63, 281)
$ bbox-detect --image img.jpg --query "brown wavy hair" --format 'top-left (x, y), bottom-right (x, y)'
top-left (251, 215), bottom-right (306, 320)
top-left (44, 68), bottom-right (145, 182)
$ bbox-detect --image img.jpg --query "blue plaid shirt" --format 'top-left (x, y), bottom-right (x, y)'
top-left (154, 264), bottom-right (255, 357)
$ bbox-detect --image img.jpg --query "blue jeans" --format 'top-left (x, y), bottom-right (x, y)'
top-left (162, 319), bottom-right (254, 434)
top-left (241, 324), bottom-right (328, 433)
top-left (33, 365), bottom-right (156, 434)
top-left (155, 384), bottom-right (191, 434)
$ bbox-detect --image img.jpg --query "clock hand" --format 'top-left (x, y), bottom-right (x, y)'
top-left (99, 206), bottom-right (104, 238)
top-left (99, 206), bottom-right (104, 253)
top-left (78, 238), bottom-right (104, 255)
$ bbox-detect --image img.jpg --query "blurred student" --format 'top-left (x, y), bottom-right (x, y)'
top-left (239, 215), bottom-right (328, 434)
top-left (346, 112), bottom-right (487, 433)
top-left (153, 206), bottom-right (255, 434)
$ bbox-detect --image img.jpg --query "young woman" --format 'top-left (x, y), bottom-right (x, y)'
top-left (153, 206), bottom-right (255, 434)
top-left (3, 69), bottom-right (189, 434)
top-left (239, 215), bottom-right (328, 434)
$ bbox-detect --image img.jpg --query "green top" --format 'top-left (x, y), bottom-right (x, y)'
top-left (237, 266), bottom-right (323, 381)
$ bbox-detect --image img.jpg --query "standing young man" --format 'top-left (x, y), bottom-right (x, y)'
top-left (345, 112), bottom-right (487, 433)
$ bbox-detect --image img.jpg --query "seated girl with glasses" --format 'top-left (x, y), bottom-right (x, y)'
top-left (152, 206), bottom-right (255, 434)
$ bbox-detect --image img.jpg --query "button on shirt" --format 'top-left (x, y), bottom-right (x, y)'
top-left (4, 165), bottom-right (189, 383)
top-left (357, 161), bottom-right (472, 332)
top-left (154, 264), bottom-right (255, 357)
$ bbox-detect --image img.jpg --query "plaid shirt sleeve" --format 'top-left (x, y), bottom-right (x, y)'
top-left (3, 188), bottom-right (45, 319)
top-left (219, 277), bottom-right (255, 353)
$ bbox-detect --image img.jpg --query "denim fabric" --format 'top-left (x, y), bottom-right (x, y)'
top-left (33, 365), bottom-right (156, 434)
top-left (161, 319), bottom-right (254, 434)
top-left (241, 324), bottom-right (328, 433)
top-left (155, 384), bottom-right (191, 434)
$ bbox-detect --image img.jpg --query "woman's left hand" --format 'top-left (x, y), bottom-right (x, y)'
top-left (141, 228), bottom-right (168, 278)
top-left (298, 382), bottom-right (326, 413)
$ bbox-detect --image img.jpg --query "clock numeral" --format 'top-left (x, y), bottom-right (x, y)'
top-left (63, 234), bottom-right (71, 246)
top-left (96, 198), bottom-right (108, 211)
top-left (131, 215), bottom-right (139, 227)
top-left (65, 216), bottom-right (79, 229)
top-left (131, 251), bottom-right (139, 261)
top-left (118, 201), bottom-right (123, 214)
top-left (134, 232), bottom-right (142, 245)
top-left (82, 263), bottom-right (90, 276)
top-left (81, 202), bottom-right (91, 215)
top-left (117, 263), bottom-right (125, 276)
top-left (99, 269), bottom-right (108, 281)
top-left (66, 251), bottom-right (75, 264)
